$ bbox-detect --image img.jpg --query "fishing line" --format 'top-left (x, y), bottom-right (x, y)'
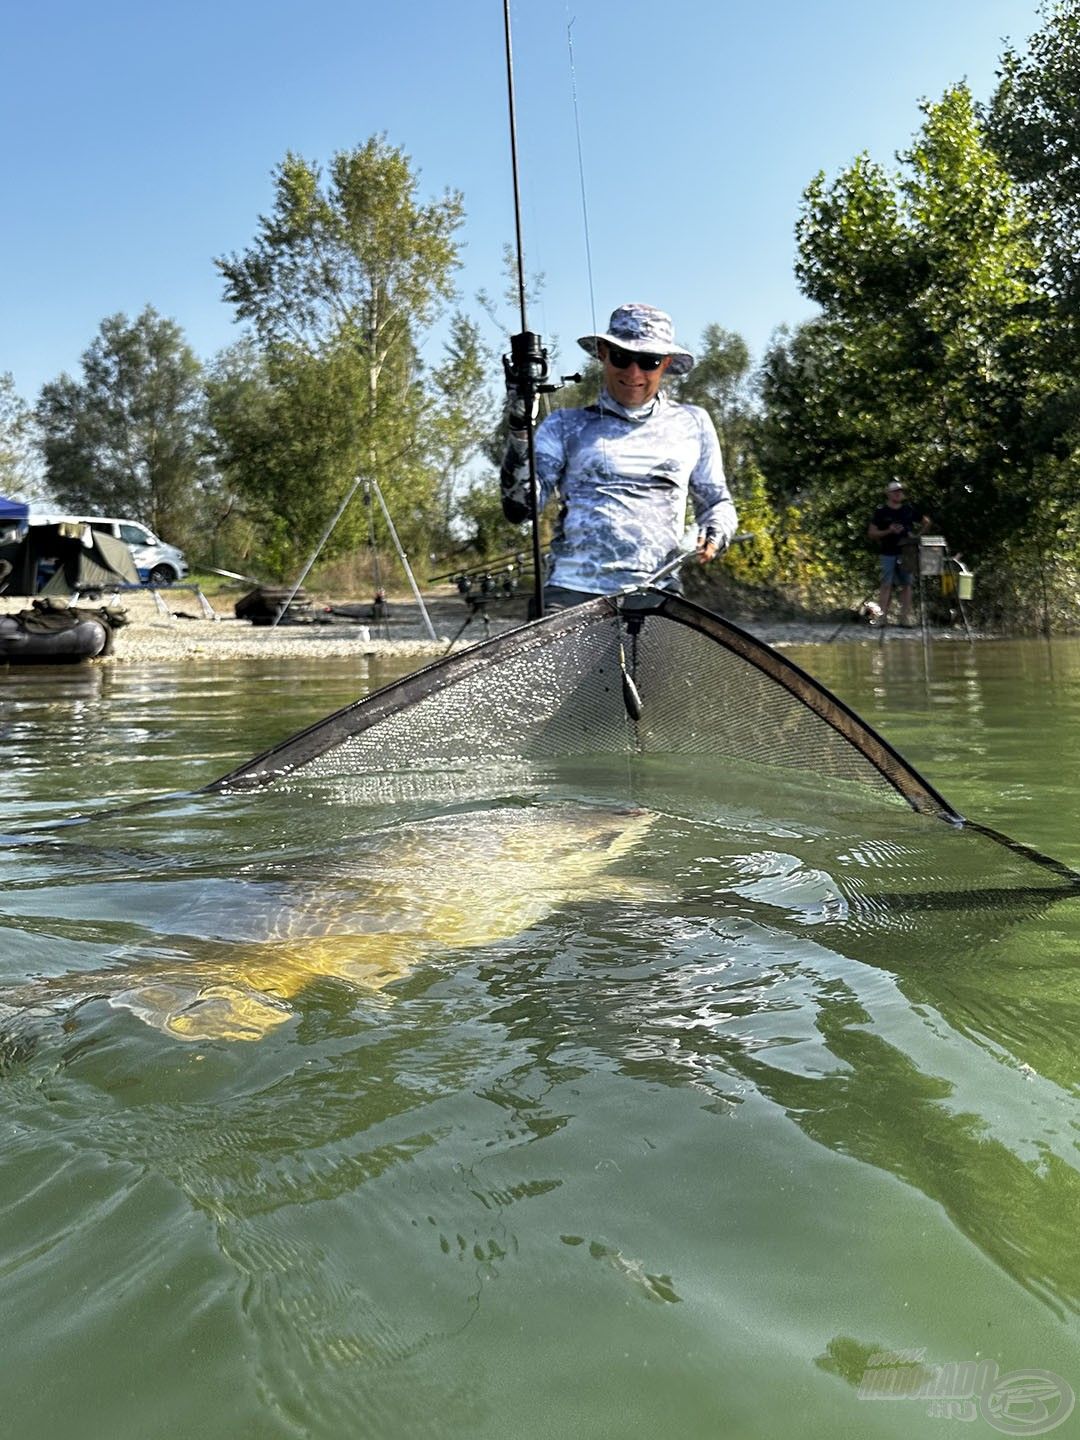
top-left (566, 16), bottom-right (600, 364)
top-left (565, 13), bottom-right (641, 767)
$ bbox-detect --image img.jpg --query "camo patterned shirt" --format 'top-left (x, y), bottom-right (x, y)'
top-left (500, 389), bottom-right (737, 593)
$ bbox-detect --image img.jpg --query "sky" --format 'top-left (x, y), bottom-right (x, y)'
top-left (0, 0), bottom-right (1049, 408)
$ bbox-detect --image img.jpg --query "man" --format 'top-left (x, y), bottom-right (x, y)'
top-left (867, 480), bottom-right (931, 626)
top-left (501, 303), bottom-right (737, 609)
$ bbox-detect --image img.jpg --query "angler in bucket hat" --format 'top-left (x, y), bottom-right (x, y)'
top-left (501, 303), bottom-right (737, 610)
top-left (577, 302), bottom-right (695, 378)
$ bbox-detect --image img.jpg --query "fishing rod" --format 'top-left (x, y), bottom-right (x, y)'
top-left (500, 0), bottom-right (579, 621)
top-left (427, 550), bottom-right (529, 584)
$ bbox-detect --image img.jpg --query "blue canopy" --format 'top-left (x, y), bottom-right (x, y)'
top-left (0, 495), bottom-right (29, 525)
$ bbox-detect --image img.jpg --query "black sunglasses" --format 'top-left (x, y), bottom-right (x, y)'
top-left (605, 343), bottom-right (667, 372)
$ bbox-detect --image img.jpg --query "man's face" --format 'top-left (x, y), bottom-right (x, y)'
top-left (886, 487), bottom-right (904, 508)
top-left (600, 342), bottom-right (673, 407)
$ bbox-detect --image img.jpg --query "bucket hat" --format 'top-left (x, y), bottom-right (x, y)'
top-left (578, 303), bottom-right (694, 376)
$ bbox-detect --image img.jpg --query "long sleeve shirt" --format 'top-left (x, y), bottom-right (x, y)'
top-left (500, 388), bottom-right (737, 594)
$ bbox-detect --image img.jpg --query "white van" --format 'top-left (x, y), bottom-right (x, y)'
top-left (28, 514), bottom-right (189, 585)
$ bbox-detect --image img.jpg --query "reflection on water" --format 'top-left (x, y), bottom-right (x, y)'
top-left (1, 646), bottom-right (1080, 1438)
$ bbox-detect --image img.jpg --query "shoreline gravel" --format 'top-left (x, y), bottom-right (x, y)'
top-left (0, 589), bottom-right (988, 665)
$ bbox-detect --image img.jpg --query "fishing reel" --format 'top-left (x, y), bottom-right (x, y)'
top-left (502, 330), bottom-right (580, 416)
top-left (454, 567), bottom-right (520, 604)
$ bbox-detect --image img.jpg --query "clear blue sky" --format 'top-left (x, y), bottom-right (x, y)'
top-left (0, 0), bottom-right (1046, 406)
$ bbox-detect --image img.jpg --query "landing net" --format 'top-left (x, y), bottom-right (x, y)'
top-left (209, 592), bottom-right (959, 822)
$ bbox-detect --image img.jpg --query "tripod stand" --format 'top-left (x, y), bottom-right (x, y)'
top-left (445, 594), bottom-right (494, 652)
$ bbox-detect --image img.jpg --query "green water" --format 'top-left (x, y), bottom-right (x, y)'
top-left (1, 638), bottom-right (1079, 1439)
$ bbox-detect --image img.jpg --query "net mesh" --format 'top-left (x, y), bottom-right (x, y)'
top-left (633, 609), bottom-right (894, 788)
top-left (212, 595), bottom-right (957, 821)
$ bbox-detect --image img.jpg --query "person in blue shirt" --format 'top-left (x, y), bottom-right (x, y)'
top-left (501, 303), bottom-right (738, 610)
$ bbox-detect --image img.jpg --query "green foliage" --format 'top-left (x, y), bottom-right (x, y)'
top-left (671, 325), bottom-right (755, 479)
top-left (35, 308), bottom-right (210, 548)
top-left (426, 312), bottom-right (499, 548)
top-left (455, 477), bottom-right (529, 559)
top-left (212, 137), bottom-right (466, 573)
top-left (216, 136), bottom-right (464, 361)
top-left (722, 460), bottom-right (776, 584)
top-left (761, 86), bottom-right (1057, 573)
top-left (771, 501), bottom-right (851, 600)
top-left (0, 374), bottom-right (43, 501)
top-left (986, 0), bottom-right (1080, 314)
top-left (206, 337), bottom-right (438, 579)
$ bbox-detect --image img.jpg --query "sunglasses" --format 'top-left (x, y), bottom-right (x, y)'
top-left (604, 344), bottom-right (667, 372)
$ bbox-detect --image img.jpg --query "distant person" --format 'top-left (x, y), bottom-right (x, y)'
top-left (500, 303), bottom-right (738, 609)
top-left (867, 480), bottom-right (930, 626)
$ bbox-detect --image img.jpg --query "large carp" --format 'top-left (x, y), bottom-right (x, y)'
top-left (4, 803), bottom-right (658, 1043)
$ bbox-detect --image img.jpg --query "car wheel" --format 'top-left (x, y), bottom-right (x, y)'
top-left (147, 564), bottom-right (176, 586)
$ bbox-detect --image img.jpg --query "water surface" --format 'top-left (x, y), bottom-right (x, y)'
top-left (1, 638), bottom-right (1079, 1439)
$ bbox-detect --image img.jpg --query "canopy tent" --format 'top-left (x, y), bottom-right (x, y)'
top-left (0, 495), bottom-right (29, 528)
top-left (0, 522), bottom-right (139, 596)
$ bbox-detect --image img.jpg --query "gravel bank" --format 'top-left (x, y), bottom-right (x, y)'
top-left (0, 589), bottom-right (980, 664)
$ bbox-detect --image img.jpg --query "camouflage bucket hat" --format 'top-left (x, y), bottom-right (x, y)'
top-left (578, 303), bottom-right (694, 376)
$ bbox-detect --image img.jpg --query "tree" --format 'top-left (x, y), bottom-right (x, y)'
top-left (986, 0), bottom-right (1080, 314)
top-left (761, 86), bottom-right (1054, 571)
top-left (0, 374), bottom-right (45, 501)
top-left (426, 312), bottom-right (498, 552)
top-left (983, 0), bottom-right (1080, 552)
top-left (206, 335), bottom-right (433, 577)
top-left (217, 137), bottom-right (463, 363)
top-left (213, 136), bottom-right (466, 569)
top-left (671, 325), bottom-right (755, 481)
top-left (36, 308), bottom-right (210, 548)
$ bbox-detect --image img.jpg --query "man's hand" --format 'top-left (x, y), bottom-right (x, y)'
top-left (696, 531), bottom-right (725, 564)
top-left (504, 388), bottom-right (538, 434)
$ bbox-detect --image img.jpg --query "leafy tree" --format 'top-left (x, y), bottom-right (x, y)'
top-left (206, 335), bottom-right (435, 578)
top-left (0, 373), bottom-right (45, 501)
top-left (761, 86), bottom-right (1053, 571)
top-left (454, 477), bottom-right (529, 560)
top-left (986, 0), bottom-right (1080, 314)
top-left (218, 137), bottom-right (463, 363)
top-left (35, 307), bottom-right (210, 548)
top-left (213, 136), bottom-right (465, 569)
top-left (984, 0), bottom-right (1080, 572)
top-left (426, 312), bottom-right (498, 552)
